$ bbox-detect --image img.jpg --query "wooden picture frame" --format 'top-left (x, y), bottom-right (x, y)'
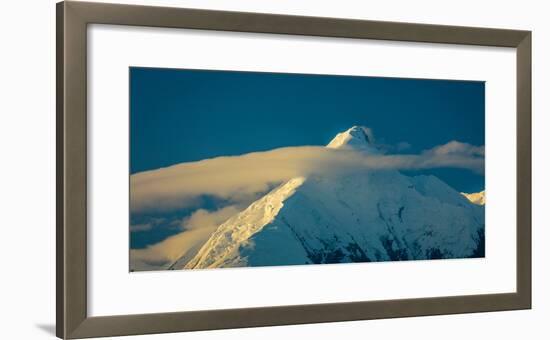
top-left (57, 1), bottom-right (531, 338)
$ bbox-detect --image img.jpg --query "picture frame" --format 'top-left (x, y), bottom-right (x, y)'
top-left (56, 1), bottom-right (531, 339)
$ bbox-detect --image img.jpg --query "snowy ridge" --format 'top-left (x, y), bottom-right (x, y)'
top-left (185, 177), bottom-right (306, 269)
top-left (175, 126), bottom-right (485, 270)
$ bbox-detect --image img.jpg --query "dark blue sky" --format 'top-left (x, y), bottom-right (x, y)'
top-left (130, 67), bottom-right (484, 193)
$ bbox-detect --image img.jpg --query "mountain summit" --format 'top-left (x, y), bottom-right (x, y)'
top-left (327, 126), bottom-right (378, 153)
top-left (172, 127), bottom-right (485, 270)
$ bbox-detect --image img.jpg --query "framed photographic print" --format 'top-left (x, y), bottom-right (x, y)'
top-left (57, 1), bottom-right (531, 339)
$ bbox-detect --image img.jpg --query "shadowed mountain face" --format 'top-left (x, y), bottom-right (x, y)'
top-left (170, 127), bottom-right (485, 270)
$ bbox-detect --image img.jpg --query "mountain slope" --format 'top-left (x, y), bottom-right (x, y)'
top-left (176, 126), bottom-right (485, 270)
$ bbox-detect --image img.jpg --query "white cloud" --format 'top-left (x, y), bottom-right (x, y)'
top-left (130, 206), bottom-right (242, 271)
top-left (130, 223), bottom-right (153, 232)
top-left (365, 141), bottom-right (484, 174)
top-left (429, 140), bottom-right (484, 157)
top-left (130, 146), bottom-right (328, 213)
top-left (130, 227), bottom-right (213, 271)
top-left (180, 205), bottom-right (242, 230)
top-left (131, 141), bottom-right (484, 214)
top-left (130, 217), bottom-right (166, 232)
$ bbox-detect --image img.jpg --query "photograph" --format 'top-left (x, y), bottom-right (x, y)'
top-left (129, 68), bottom-right (486, 271)
top-left (2, 0), bottom-right (540, 338)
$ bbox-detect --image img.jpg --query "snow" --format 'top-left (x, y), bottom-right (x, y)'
top-left (184, 177), bottom-right (307, 269)
top-left (461, 190), bottom-right (486, 205)
top-left (326, 126), bottom-right (379, 153)
top-left (173, 127), bottom-right (485, 270)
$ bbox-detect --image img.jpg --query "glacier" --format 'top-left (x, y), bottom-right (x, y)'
top-left (171, 126), bottom-right (485, 270)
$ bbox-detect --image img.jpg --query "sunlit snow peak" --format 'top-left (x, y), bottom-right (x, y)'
top-left (461, 190), bottom-right (486, 205)
top-left (327, 126), bottom-right (378, 153)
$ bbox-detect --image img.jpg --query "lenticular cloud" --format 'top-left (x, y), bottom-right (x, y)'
top-left (130, 140), bottom-right (483, 214)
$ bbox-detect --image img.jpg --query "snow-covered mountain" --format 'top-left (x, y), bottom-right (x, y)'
top-left (461, 190), bottom-right (486, 205)
top-left (173, 126), bottom-right (485, 270)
